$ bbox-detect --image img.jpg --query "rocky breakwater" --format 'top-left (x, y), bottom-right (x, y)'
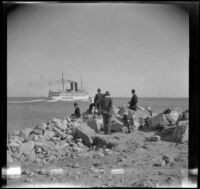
top-left (7, 115), bottom-right (120, 165)
top-left (7, 117), bottom-right (91, 164)
top-left (105, 105), bottom-right (189, 144)
top-left (7, 106), bottom-right (189, 165)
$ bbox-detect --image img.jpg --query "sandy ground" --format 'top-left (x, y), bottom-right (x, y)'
top-left (5, 130), bottom-right (188, 188)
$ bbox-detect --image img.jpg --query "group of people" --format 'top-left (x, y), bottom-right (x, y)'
top-left (71, 88), bottom-right (138, 135)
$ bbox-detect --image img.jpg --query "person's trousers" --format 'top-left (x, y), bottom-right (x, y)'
top-left (97, 105), bottom-right (102, 116)
top-left (102, 114), bottom-right (111, 135)
top-left (129, 105), bottom-right (137, 111)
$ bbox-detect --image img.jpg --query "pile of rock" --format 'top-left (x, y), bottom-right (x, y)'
top-left (152, 109), bottom-right (189, 143)
top-left (7, 114), bottom-right (120, 165)
top-left (114, 106), bottom-right (189, 144)
top-left (7, 106), bottom-right (189, 165)
top-left (7, 117), bottom-right (90, 164)
top-left (111, 105), bottom-right (149, 132)
top-left (75, 106), bottom-right (189, 144)
top-left (142, 108), bottom-right (183, 130)
top-left (156, 120), bottom-right (189, 144)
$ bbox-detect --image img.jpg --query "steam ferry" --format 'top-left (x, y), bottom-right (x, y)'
top-left (48, 73), bottom-right (89, 101)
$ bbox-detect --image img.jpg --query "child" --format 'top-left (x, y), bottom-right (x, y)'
top-left (122, 111), bottom-right (131, 133)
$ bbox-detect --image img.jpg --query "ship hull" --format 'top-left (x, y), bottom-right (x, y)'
top-left (49, 94), bottom-right (89, 101)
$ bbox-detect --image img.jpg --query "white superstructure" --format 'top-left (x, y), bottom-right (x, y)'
top-left (48, 73), bottom-right (89, 101)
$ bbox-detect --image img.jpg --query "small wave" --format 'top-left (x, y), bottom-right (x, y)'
top-left (46, 99), bottom-right (89, 102)
top-left (7, 99), bottom-right (46, 104)
top-left (46, 99), bottom-right (59, 102)
top-left (7, 98), bottom-right (90, 104)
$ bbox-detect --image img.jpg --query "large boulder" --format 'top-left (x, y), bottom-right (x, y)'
top-left (114, 105), bottom-right (149, 130)
top-left (177, 120), bottom-right (189, 126)
top-left (43, 130), bottom-right (55, 140)
top-left (156, 121), bottom-right (188, 144)
top-left (74, 123), bottom-right (96, 146)
top-left (164, 109), bottom-right (182, 125)
top-left (144, 112), bottom-right (170, 130)
top-left (129, 106), bottom-right (149, 120)
top-left (8, 142), bottom-right (20, 153)
top-left (32, 129), bottom-right (43, 135)
top-left (51, 125), bottom-right (66, 137)
top-left (173, 122), bottom-right (188, 144)
top-left (34, 122), bottom-right (47, 131)
top-left (19, 128), bottom-right (33, 140)
top-left (8, 135), bottom-right (24, 145)
top-left (29, 133), bottom-right (39, 141)
top-left (51, 118), bottom-right (67, 131)
top-left (181, 110), bottom-right (189, 120)
top-left (156, 126), bottom-right (177, 141)
top-left (116, 106), bottom-right (126, 117)
top-left (34, 140), bottom-right (54, 154)
top-left (145, 135), bottom-right (161, 142)
top-left (65, 116), bottom-right (71, 123)
top-left (110, 117), bottom-right (124, 132)
top-left (9, 130), bottom-right (20, 136)
top-left (91, 134), bottom-right (118, 149)
top-left (27, 150), bottom-right (36, 162)
top-left (87, 118), bottom-right (103, 133)
top-left (62, 119), bottom-right (68, 128)
top-left (19, 141), bottom-right (35, 155)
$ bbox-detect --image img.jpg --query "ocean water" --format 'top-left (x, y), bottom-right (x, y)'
top-left (7, 97), bottom-right (188, 131)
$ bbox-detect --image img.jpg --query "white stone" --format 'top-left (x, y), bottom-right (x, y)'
top-left (75, 123), bottom-right (95, 146)
top-left (19, 141), bottom-right (35, 155)
top-left (87, 118), bottom-right (103, 133)
top-left (43, 130), bottom-right (55, 140)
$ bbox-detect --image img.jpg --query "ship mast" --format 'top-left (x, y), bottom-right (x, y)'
top-left (62, 72), bottom-right (64, 91)
top-left (81, 74), bottom-right (83, 90)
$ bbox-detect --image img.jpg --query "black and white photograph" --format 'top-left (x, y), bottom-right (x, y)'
top-left (3, 1), bottom-right (198, 188)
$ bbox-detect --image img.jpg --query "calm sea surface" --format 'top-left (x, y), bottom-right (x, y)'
top-left (7, 97), bottom-right (188, 131)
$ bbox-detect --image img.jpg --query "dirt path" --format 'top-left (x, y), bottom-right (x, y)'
top-left (6, 130), bottom-right (188, 187)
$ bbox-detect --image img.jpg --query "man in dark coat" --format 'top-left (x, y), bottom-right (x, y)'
top-left (94, 88), bottom-right (103, 115)
top-left (129, 89), bottom-right (138, 111)
top-left (101, 91), bottom-right (113, 135)
top-left (71, 103), bottom-right (81, 118)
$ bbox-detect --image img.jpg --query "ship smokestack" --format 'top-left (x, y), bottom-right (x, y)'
top-left (73, 82), bottom-right (75, 92)
top-left (70, 82), bottom-right (74, 91)
top-left (75, 82), bottom-right (78, 91)
top-left (62, 72), bottom-right (64, 91)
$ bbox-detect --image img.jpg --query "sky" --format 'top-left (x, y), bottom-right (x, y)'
top-left (7, 3), bottom-right (189, 98)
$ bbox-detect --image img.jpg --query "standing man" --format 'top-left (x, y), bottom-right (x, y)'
top-left (128, 89), bottom-right (138, 111)
top-left (94, 88), bottom-right (103, 115)
top-left (101, 91), bottom-right (113, 135)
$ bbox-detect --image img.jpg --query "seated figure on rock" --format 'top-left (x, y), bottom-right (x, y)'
top-left (71, 103), bottom-right (81, 119)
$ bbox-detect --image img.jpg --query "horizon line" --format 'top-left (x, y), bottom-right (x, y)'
top-left (7, 96), bottom-right (189, 99)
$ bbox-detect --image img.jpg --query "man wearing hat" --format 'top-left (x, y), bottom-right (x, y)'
top-left (94, 88), bottom-right (103, 115)
top-left (128, 89), bottom-right (138, 111)
top-left (101, 91), bottom-right (113, 135)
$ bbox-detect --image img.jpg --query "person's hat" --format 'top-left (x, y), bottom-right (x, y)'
top-left (74, 103), bottom-right (78, 106)
top-left (105, 91), bottom-right (110, 96)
